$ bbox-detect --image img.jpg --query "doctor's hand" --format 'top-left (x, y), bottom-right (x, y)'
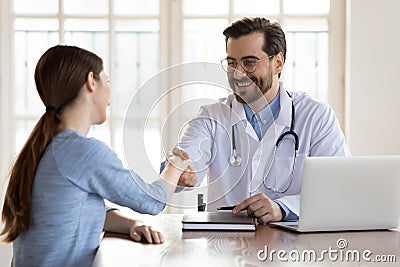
top-left (232, 193), bottom-right (284, 224)
top-left (177, 164), bottom-right (198, 187)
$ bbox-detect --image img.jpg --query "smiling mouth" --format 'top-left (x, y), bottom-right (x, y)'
top-left (236, 81), bottom-right (252, 87)
top-left (233, 78), bottom-right (256, 92)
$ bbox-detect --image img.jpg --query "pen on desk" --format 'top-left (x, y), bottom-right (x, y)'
top-left (217, 205), bottom-right (236, 210)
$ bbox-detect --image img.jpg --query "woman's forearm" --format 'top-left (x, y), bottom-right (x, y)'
top-left (103, 209), bottom-right (142, 234)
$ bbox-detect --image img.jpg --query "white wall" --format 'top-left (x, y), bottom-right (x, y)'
top-left (328, 0), bottom-right (346, 130)
top-left (345, 0), bottom-right (400, 155)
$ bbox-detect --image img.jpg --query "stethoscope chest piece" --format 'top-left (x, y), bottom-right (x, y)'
top-left (230, 151), bottom-right (241, 166)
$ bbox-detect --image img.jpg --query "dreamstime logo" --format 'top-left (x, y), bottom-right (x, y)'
top-left (257, 238), bottom-right (397, 263)
top-left (336, 238), bottom-right (347, 249)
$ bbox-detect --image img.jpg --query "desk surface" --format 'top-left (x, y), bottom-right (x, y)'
top-left (93, 213), bottom-right (400, 266)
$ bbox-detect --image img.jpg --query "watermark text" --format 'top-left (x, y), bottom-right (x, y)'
top-left (257, 238), bottom-right (397, 263)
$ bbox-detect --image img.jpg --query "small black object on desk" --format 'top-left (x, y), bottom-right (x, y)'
top-left (197, 194), bottom-right (206, 212)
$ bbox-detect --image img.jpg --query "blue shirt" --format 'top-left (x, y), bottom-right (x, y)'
top-left (12, 129), bottom-right (169, 267)
top-left (243, 91), bottom-right (281, 140)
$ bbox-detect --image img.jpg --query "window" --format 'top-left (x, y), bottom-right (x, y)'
top-left (12, 0), bottom-right (161, 174)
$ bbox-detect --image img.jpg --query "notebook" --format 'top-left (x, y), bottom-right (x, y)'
top-left (182, 211), bottom-right (256, 231)
top-left (270, 156), bottom-right (400, 232)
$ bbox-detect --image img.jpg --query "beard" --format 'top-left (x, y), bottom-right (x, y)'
top-left (229, 69), bottom-right (273, 105)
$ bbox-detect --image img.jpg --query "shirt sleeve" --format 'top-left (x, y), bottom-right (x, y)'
top-left (52, 135), bottom-right (168, 215)
top-left (275, 200), bottom-right (299, 221)
top-left (274, 195), bottom-right (300, 218)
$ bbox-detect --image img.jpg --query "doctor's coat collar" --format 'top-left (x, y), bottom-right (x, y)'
top-left (274, 82), bottom-right (292, 129)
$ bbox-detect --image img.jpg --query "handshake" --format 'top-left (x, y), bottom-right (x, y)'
top-left (165, 147), bottom-right (198, 188)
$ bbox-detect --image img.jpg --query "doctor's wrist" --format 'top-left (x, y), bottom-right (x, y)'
top-left (275, 202), bottom-right (286, 221)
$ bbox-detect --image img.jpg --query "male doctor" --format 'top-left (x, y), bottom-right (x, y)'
top-left (174, 17), bottom-right (350, 223)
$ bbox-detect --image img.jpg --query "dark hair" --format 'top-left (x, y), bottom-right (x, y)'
top-left (1, 45), bottom-right (103, 242)
top-left (223, 17), bottom-right (287, 77)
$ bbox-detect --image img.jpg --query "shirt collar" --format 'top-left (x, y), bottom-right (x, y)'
top-left (242, 90), bottom-right (281, 123)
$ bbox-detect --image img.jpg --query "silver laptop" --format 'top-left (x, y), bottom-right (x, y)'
top-left (270, 156), bottom-right (400, 232)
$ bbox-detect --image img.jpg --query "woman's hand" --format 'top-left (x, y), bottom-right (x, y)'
top-left (167, 147), bottom-right (198, 187)
top-left (104, 210), bottom-right (164, 244)
top-left (129, 221), bottom-right (164, 244)
top-left (166, 147), bottom-right (190, 171)
top-left (162, 147), bottom-right (195, 191)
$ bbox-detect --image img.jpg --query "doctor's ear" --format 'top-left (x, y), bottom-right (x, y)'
top-left (274, 52), bottom-right (284, 75)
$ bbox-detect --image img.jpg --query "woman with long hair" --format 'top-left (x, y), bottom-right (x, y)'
top-left (1, 45), bottom-right (190, 266)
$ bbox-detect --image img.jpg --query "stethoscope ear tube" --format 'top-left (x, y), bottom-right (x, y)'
top-left (276, 130), bottom-right (299, 151)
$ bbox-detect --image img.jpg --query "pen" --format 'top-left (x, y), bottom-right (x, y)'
top-left (217, 205), bottom-right (236, 210)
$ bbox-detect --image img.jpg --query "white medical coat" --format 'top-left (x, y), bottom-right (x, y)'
top-left (178, 83), bottom-right (350, 216)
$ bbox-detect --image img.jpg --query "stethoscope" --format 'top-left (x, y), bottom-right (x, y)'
top-left (229, 91), bottom-right (299, 193)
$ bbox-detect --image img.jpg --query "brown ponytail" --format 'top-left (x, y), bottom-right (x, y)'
top-left (1, 45), bottom-right (103, 242)
top-left (1, 112), bottom-right (59, 242)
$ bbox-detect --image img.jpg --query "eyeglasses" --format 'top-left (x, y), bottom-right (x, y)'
top-left (220, 55), bottom-right (274, 73)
